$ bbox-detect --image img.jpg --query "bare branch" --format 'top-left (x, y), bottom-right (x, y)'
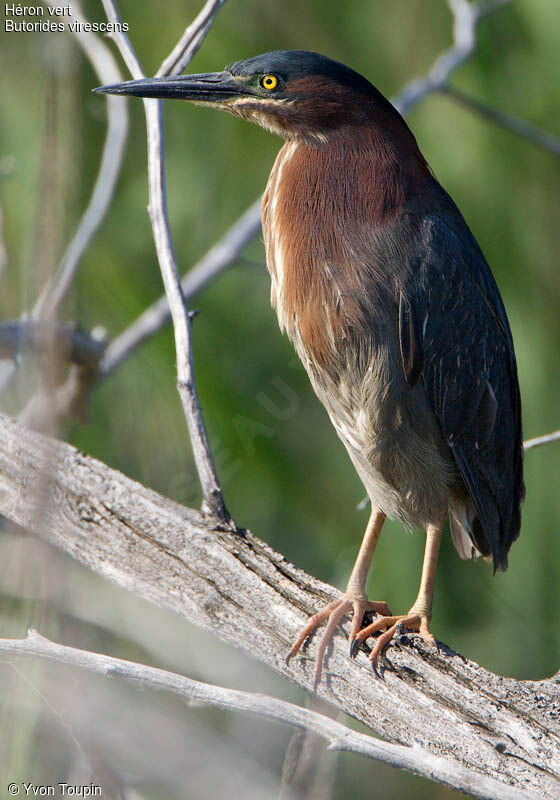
top-left (157, 0), bottom-right (228, 78)
top-left (0, 413), bottom-right (558, 799)
top-left (99, 198), bottom-right (261, 377)
top-left (0, 320), bottom-right (106, 367)
top-left (524, 430), bottom-right (560, 451)
top-left (0, 629), bottom-right (535, 800)
top-left (101, 0), bottom-right (232, 526)
top-left (391, 0), bottom-right (560, 163)
top-left (33, 0), bottom-right (128, 321)
top-left (441, 85), bottom-right (560, 158)
top-left (392, 0), bottom-right (512, 115)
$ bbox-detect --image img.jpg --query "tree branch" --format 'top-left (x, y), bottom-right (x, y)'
top-left (440, 85), bottom-right (560, 158)
top-left (100, 0), bottom-right (232, 526)
top-left (157, 0), bottom-right (228, 78)
top-left (99, 198), bottom-right (261, 377)
top-left (33, 0), bottom-right (129, 321)
top-left (523, 429), bottom-right (560, 451)
top-left (0, 320), bottom-right (106, 367)
top-left (0, 629), bottom-right (535, 800)
top-left (392, 0), bottom-right (512, 115)
top-left (0, 413), bottom-right (558, 799)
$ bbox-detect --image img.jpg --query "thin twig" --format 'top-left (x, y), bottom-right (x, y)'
top-left (394, 0), bottom-right (559, 163)
top-left (392, 0), bottom-right (512, 115)
top-left (157, 0), bottom-right (228, 78)
top-left (99, 198), bottom-right (261, 377)
top-left (100, 0), bottom-right (232, 526)
top-left (33, 0), bottom-right (128, 321)
top-left (441, 85), bottom-right (560, 157)
top-left (0, 630), bottom-right (535, 800)
top-left (524, 430), bottom-right (560, 451)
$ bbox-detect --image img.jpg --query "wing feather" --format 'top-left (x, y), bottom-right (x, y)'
top-left (400, 211), bottom-right (524, 570)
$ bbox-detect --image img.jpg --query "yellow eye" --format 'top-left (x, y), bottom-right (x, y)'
top-left (260, 73), bottom-right (279, 91)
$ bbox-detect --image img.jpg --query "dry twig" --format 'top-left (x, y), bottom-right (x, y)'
top-left (33, 0), bottom-right (128, 320)
top-left (0, 629), bottom-right (535, 800)
top-left (0, 320), bottom-right (106, 367)
top-left (100, 0), bottom-right (232, 525)
top-left (99, 198), bottom-right (261, 376)
top-left (157, 0), bottom-right (228, 77)
top-left (441, 85), bottom-right (560, 158)
top-left (393, 0), bottom-right (512, 114)
top-left (523, 429), bottom-right (560, 451)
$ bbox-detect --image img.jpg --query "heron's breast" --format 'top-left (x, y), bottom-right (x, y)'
top-left (263, 139), bottom-right (394, 373)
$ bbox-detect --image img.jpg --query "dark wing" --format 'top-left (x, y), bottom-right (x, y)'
top-left (399, 211), bottom-right (524, 571)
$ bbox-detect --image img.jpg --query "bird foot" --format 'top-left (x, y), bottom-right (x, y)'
top-left (286, 594), bottom-right (391, 689)
top-left (350, 609), bottom-right (435, 672)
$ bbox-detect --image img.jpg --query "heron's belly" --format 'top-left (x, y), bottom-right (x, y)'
top-left (296, 340), bottom-right (458, 529)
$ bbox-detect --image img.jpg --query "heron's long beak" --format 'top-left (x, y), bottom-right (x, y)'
top-left (93, 72), bottom-right (246, 103)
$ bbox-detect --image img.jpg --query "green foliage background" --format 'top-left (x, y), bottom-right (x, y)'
top-left (1, 1), bottom-right (559, 798)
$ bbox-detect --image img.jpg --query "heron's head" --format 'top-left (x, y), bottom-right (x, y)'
top-left (94, 50), bottom-right (399, 144)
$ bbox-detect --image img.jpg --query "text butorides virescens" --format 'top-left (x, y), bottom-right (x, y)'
top-left (96, 50), bottom-right (524, 684)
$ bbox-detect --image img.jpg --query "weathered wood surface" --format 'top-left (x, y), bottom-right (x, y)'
top-left (0, 412), bottom-right (558, 798)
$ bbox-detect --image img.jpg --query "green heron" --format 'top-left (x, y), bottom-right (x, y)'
top-left (96, 50), bottom-right (524, 683)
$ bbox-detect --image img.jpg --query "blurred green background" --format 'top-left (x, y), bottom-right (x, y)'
top-left (1, 0), bottom-right (559, 798)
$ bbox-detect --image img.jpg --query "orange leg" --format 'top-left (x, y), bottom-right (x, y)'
top-left (287, 508), bottom-right (390, 688)
top-left (351, 519), bottom-right (443, 671)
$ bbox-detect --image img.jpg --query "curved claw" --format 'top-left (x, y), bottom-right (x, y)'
top-left (349, 600), bottom-right (392, 659)
top-left (370, 659), bottom-right (382, 678)
top-left (349, 637), bottom-right (361, 659)
top-left (311, 600), bottom-right (352, 687)
top-left (288, 594), bottom-right (390, 686)
top-left (365, 612), bottom-right (435, 670)
top-left (287, 598), bottom-right (342, 663)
